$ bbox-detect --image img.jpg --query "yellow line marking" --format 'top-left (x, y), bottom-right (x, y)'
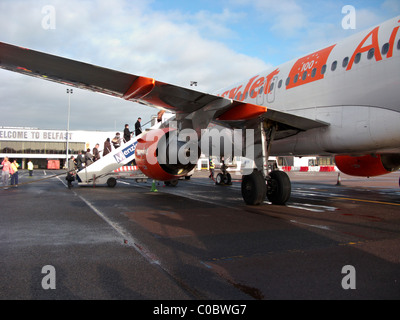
top-left (335, 197), bottom-right (400, 206)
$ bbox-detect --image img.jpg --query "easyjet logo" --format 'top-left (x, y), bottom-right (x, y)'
top-left (219, 68), bottom-right (280, 101)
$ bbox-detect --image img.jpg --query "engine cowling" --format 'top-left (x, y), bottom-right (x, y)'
top-left (135, 128), bottom-right (199, 181)
top-left (335, 154), bottom-right (400, 177)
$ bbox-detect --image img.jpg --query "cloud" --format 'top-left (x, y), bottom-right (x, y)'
top-left (0, 0), bottom-right (269, 131)
top-left (233, 0), bottom-right (309, 36)
top-left (1, 0), bottom-right (398, 131)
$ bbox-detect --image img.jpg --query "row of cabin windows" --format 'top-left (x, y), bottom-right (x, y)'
top-left (261, 39), bottom-right (400, 93)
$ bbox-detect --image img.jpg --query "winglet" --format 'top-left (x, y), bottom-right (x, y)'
top-left (217, 103), bottom-right (267, 121)
top-left (123, 76), bottom-right (155, 100)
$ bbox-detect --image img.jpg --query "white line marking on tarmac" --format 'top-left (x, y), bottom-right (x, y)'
top-left (56, 176), bottom-right (161, 266)
top-left (290, 219), bottom-right (332, 230)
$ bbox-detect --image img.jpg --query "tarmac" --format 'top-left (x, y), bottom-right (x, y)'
top-left (1, 169), bottom-right (399, 300)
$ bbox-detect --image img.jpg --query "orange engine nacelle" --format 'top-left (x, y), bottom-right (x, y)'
top-left (135, 128), bottom-right (198, 181)
top-left (335, 154), bottom-right (400, 177)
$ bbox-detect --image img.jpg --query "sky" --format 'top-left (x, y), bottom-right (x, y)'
top-left (0, 0), bottom-right (399, 131)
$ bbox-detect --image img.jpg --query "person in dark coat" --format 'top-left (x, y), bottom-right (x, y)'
top-left (103, 138), bottom-right (112, 156)
top-left (135, 118), bottom-right (142, 136)
top-left (76, 151), bottom-right (84, 170)
top-left (123, 124), bottom-right (132, 142)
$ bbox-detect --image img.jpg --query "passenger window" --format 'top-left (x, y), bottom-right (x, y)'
top-left (269, 82), bottom-right (274, 91)
top-left (285, 77), bottom-right (290, 86)
top-left (331, 60), bottom-right (337, 71)
top-left (367, 48), bottom-right (375, 60)
top-left (321, 64), bottom-right (327, 74)
top-left (397, 39), bottom-right (400, 50)
top-left (278, 79), bottom-right (282, 88)
top-left (311, 68), bottom-right (316, 78)
top-left (382, 43), bottom-right (389, 55)
top-left (354, 52), bottom-right (361, 64)
top-left (293, 74), bottom-right (299, 83)
top-left (342, 57), bottom-right (349, 68)
top-left (302, 71), bottom-right (307, 81)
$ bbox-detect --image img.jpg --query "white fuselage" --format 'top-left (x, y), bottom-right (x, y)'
top-left (216, 16), bottom-right (400, 157)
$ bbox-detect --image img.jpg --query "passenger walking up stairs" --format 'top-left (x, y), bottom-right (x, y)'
top-left (77, 118), bottom-right (165, 186)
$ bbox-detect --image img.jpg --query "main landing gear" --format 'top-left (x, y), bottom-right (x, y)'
top-left (240, 119), bottom-right (291, 206)
top-left (241, 170), bottom-right (291, 205)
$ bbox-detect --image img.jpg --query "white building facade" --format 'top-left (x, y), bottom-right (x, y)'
top-left (0, 127), bottom-right (117, 169)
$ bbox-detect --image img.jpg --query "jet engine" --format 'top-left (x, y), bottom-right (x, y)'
top-left (335, 154), bottom-right (400, 177)
top-left (135, 128), bottom-right (199, 181)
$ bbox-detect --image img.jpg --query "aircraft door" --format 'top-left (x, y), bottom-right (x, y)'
top-left (267, 76), bottom-right (278, 103)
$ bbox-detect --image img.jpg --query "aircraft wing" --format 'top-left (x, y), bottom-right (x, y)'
top-left (0, 42), bottom-right (328, 132)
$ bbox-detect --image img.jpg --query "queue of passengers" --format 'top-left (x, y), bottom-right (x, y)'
top-left (72, 118), bottom-right (143, 171)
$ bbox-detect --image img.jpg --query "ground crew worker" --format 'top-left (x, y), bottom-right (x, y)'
top-left (27, 160), bottom-right (34, 176)
top-left (209, 158), bottom-right (215, 180)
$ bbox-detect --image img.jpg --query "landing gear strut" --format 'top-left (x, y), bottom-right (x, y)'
top-left (240, 120), bottom-right (291, 205)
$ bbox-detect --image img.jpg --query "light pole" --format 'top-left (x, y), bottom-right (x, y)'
top-left (66, 88), bottom-right (73, 167)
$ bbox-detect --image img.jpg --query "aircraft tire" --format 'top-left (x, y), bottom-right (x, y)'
top-left (216, 173), bottom-right (223, 185)
top-left (267, 170), bottom-right (291, 205)
top-left (241, 171), bottom-right (266, 205)
top-left (164, 180), bottom-right (178, 187)
top-left (223, 172), bottom-right (232, 185)
top-left (107, 177), bottom-right (117, 188)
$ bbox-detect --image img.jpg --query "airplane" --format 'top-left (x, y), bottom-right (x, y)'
top-left (1, 15), bottom-right (400, 206)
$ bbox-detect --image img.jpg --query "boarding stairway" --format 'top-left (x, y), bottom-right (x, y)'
top-left (77, 120), bottom-right (163, 186)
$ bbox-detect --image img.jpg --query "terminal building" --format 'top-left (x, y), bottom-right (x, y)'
top-left (0, 127), bottom-right (117, 169)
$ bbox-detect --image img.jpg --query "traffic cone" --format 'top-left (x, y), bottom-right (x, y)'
top-left (150, 179), bottom-right (158, 192)
top-left (336, 172), bottom-right (341, 186)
